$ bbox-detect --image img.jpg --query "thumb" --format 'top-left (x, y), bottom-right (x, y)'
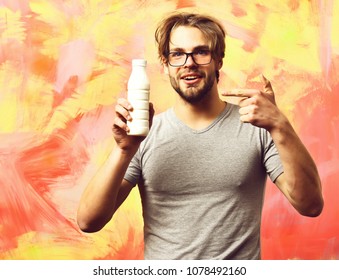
top-left (261, 74), bottom-right (276, 104)
top-left (261, 74), bottom-right (273, 94)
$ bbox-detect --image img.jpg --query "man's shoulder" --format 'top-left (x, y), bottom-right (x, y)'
top-left (150, 108), bottom-right (172, 128)
top-left (153, 109), bottom-right (169, 121)
top-left (139, 108), bottom-right (172, 147)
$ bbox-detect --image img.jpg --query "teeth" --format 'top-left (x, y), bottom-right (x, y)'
top-left (184, 76), bottom-right (198, 80)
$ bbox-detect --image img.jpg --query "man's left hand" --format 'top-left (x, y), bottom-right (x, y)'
top-left (222, 75), bottom-right (283, 132)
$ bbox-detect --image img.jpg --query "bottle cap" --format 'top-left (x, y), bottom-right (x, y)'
top-left (132, 59), bottom-right (147, 66)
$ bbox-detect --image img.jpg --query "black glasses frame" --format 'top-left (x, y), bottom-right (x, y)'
top-left (167, 51), bottom-right (212, 67)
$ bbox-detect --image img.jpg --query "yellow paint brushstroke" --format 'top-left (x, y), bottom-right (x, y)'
top-left (79, 67), bottom-right (127, 112)
top-left (29, 1), bottom-right (71, 59)
top-left (0, 102), bottom-right (18, 132)
top-left (29, 1), bottom-right (67, 28)
top-left (43, 66), bottom-right (125, 135)
top-left (21, 75), bottom-right (54, 132)
top-left (225, 37), bottom-right (259, 74)
top-left (0, 62), bottom-right (21, 133)
top-left (331, 0), bottom-right (339, 52)
top-left (0, 7), bottom-right (26, 43)
top-left (260, 4), bottom-right (321, 73)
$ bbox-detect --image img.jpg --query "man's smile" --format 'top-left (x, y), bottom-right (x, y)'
top-left (180, 72), bottom-right (203, 84)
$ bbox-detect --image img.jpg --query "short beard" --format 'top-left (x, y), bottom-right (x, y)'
top-left (170, 71), bottom-right (215, 104)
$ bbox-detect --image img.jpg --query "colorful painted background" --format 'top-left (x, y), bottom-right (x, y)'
top-left (0, 0), bottom-right (338, 260)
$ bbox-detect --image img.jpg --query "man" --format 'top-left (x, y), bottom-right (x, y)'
top-left (77, 12), bottom-right (323, 259)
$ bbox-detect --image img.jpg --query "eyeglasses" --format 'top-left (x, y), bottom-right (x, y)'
top-left (167, 50), bottom-right (212, 67)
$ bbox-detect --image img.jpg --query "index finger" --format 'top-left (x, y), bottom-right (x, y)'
top-left (117, 97), bottom-right (132, 110)
top-left (222, 89), bottom-right (260, 98)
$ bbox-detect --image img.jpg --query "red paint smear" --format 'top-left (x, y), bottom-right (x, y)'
top-left (287, 0), bottom-right (300, 11)
top-left (176, 0), bottom-right (196, 9)
top-left (0, 101), bottom-right (120, 255)
top-left (255, 3), bottom-right (268, 14)
top-left (262, 82), bottom-right (339, 259)
top-left (231, 0), bottom-right (247, 17)
top-left (0, 116), bottom-right (90, 251)
top-left (0, 154), bottom-right (76, 250)
top-left (20, 131), bottom-right (82, 196)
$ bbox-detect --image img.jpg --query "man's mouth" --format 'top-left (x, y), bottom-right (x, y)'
top-left (181, 73), bottom-right (202, 82)
top-left (183, 75), bottom-right (199, 80)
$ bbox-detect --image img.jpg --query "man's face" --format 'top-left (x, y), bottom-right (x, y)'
top-left (164, 26), bottom-right (221, 104)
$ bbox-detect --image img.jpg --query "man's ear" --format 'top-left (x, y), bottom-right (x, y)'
top-left (161, 56), bottom-right (169, 74)
top-left (218, 60), bottom-right (223, 70)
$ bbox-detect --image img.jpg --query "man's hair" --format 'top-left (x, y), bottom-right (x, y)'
top-left (155, 12), bottom-right (226, 64)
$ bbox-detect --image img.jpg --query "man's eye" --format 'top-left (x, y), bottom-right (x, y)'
top-left (171, 52), bottom-right (184, 57)
top-left (195, 50), bottom-right (210, 56)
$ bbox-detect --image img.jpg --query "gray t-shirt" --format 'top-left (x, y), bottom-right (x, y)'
top-left (124, 103), bottom-right (283, 259)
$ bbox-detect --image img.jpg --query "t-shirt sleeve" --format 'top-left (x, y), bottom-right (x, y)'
top-left (261, 129), bottom-right (284, 183)
top-left (123, 148), bottom-right (142, 186)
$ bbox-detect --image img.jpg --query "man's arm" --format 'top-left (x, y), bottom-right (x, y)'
top-left (222, 75), bottom-right (324, 217)
top-left (77, 98), bottom-right (154, 232)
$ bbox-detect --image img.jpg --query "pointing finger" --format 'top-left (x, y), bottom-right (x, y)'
top-left (222, 89), bottom-right (260, 98)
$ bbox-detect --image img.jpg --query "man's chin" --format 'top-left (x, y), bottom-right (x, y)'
top-left (178, 89), bottom-right (207, 104)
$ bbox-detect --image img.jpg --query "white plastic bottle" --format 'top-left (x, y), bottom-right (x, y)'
top-left (127, 59), bottom-right (150, 136)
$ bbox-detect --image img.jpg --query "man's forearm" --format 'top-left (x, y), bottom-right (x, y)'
top-left (77, 146), bottom-right (136, 232)
top-left (270, 115), bottom-right (323, 216)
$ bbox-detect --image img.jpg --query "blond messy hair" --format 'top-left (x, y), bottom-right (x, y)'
top-left (155, 12), bottom-right (226, 81)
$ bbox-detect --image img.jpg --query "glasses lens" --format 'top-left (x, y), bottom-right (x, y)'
top-left (168, 52), bottom-right (186, 66)
top-left (193, 51), bottom-right (211, 65)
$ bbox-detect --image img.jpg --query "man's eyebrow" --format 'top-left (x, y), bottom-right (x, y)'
top-left (169, 47), bottom-right (185, 52)
top-left (169, 45), bottom-right (210, 52)
top-left (193, 45), bottom-right (210, 50)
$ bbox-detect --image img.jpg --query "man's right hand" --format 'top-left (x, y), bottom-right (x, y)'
top-left (113, 97), bottom-right (154, 153)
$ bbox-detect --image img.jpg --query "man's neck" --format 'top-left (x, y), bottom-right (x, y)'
top-left (173, 86), bottom-right (226, 130)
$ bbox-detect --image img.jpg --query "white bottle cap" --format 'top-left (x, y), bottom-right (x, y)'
top-left (132, 59), bottom-right (147, 66)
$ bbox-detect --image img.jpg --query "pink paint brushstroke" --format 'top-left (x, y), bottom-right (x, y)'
top-left (0, 0), bottom-right (30, 14)
top-left (55, 39), bottom-right (95, 93)
top-left (318, 0), bottom-right (333, 88)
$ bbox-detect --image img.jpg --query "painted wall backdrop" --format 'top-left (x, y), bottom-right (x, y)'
top-left (0, 0), bottom-right (338, 260)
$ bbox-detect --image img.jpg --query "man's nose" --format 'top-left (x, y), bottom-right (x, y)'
top-left (184, 54), bottom-right (197, 67)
